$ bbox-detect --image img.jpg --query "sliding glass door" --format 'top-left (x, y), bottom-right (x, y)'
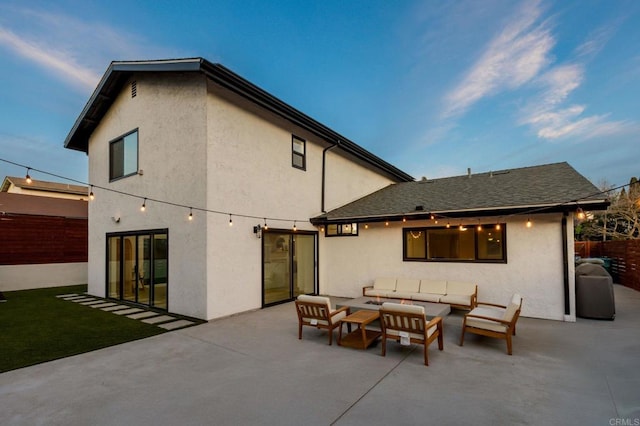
top-left (106, 229), bottom-right (168, 310)
top-left (263, 230), bottom-right (317, 306)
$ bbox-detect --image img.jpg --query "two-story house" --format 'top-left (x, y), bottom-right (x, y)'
top-left (64, 58), bottom-right (412, 320)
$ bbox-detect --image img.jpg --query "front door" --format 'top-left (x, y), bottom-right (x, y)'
top-left (262, 230), bottom-right (316, 306)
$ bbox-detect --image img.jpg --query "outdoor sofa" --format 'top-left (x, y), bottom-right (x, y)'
top-left (363, 278), bottom-right (477, 310)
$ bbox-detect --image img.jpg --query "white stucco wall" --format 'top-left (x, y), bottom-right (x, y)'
top-left (203, 82), bottom-right (395, 319)
top-left (320, 213), bottom-right (576, 321)
top-left (0, 262), bottom-right (87, 291)
top-left (87, 73), bottom-right (209, 319)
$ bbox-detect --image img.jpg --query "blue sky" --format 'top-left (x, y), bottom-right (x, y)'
top-left (1, 0), bottom-right (638, 189)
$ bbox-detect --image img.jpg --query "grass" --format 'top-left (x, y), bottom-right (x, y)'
top-left (0, 285), bottom-right (167, 373)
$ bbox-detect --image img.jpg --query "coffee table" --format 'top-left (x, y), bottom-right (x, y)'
top-left (337, 310), bottom-right (382, 350)
top-left (336, 296), bottom-right (451, 319)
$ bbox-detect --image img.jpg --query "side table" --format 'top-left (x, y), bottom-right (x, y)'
top-left (337, 310), bottom-right (381, 349)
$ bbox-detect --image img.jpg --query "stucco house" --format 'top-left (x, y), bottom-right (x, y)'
top-left (312, 162), bottom-right (608, 321)
top-left (64, 58), bottom-right (412, 320)
top-left (64, 57), bottom-right (607, 322)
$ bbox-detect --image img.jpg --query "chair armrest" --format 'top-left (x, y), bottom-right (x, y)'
top-left (362, 285), bottom-right (373, 296)
top-left (425, 316), bottom-right (443, 330)
top-left (465, 313), bottom-right (511, 326)
top-left (476, 301), bottom-right (507, 309)
top-left (330, 305), bottom-right (350, 317)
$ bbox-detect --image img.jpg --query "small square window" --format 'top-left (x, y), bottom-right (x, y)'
top-left (110, 130), bottom-right (138, 181)
top-left (292, 135), bottom-right (306, 170)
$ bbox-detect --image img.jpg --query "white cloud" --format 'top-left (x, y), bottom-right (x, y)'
top-left (0, 26), bottom-right (99, 91)
top-left (442, 0), bottom-right (554, 117)
top-left (0, 7), bottom-right (173, 93)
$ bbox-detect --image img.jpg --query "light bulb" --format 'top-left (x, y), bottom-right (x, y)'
top-left (140, 198), bottom-right (146, 212)
top-left (25, 169), bottom-right (32, 184)
top-left (188, 208), bottom-right (193, 221)
top-left (526, 218), bottom-right (532, 228)
top-left (89, 186), bottom-right (95, 200)
top-left (229, 215), bottom-right (233, 226)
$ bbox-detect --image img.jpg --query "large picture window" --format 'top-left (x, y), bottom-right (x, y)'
top-left (403, 224), bottom-right (506, 262)
top-left (110, 129), bottom-right (138, 180)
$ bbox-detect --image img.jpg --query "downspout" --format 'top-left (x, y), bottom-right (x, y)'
top-left (321, 141), bottom-right (339, 213)
top-left (562, 212), bottom-right (570, 316)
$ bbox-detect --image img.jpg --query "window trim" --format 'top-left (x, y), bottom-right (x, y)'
top-left (109, 129), bottom-right (139, 182)
top-left (402, 224), bottom-right (507, 263)
top-left (291, 135), bottom-right (306, 170)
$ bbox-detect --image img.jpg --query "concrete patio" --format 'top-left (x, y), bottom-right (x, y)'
top-left (1, 284), bottom-right (639, 425)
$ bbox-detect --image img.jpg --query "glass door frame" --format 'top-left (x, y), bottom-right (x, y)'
top-left (261, 228), bottom-right (318, 307)
top-left (105, 228), bottom-right (169, 310)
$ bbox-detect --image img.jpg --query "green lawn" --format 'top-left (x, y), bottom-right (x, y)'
top-left (0, 285), bottom-right (167, 373)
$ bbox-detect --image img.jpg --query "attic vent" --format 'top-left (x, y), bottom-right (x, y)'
top-left (415, 205), bottom-right (424, 211)
top-left (131, 81), bottom-right (137, 98)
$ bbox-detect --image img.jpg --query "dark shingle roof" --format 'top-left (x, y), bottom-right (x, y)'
top-left (313, 162), bottom-right (609, 224)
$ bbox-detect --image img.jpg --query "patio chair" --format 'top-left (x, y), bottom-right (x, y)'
top-left (295, 295), bottom-right (350, 345)
top-left (459, 294), bottom-right (523, 355)
top-left (380, 302), bottom-right (444, 366)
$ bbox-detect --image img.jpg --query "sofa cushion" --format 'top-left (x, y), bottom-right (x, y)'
top-left (440, 294), bottom-right (472, 306)
top-left (364, 289), bottom-right (389, 297)
top-left (419, 280), bottom-right (447, 295)
top-left (373, 277), bottom-right (397, 291)
top-left (392, 292), bottom-right (417, 300)
top-left (465, 306), bottom-right (508, 332)
top-left (446, 281), bottom-right (475, 295)
top-left (412, 293), bottom-right (441, 303)
top-left (396, 278), bottom-right (420, 293)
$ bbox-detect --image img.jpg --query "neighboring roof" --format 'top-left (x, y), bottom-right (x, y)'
top-left (312, 162), bottom-right (610, 224)
top-left (64, 58), bottom-right (413, 183)
top-left (0, 193), bottom-right (87, 218)
top-left (1, 176), bottom-right (88, 196)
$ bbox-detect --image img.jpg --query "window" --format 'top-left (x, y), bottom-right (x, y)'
top-left (326, 223), bottom-right (358, 237)
top-left (110, 130), bottom-right (138, 180)
top-left (292, 135), bottom-right (306, 170)
top-left (403, 224), bottom-right (506, 262)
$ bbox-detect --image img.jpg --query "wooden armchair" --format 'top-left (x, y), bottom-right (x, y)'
top-left (295, 295), bottom-right (350, 345)
top-left (380, 302), bottom-right (444, 366)
top-left (459, 294), bottom-right (523, 355)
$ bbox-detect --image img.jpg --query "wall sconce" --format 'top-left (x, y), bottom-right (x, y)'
top-left (253, 224), bottom-right (262, 239)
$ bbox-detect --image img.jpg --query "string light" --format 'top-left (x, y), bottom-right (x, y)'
top-left (402, 217), bottom-right (406, 223)
top-left (229, 214), bottom-right (233, 226)
top-left (364, 224), bottom-right (369, 229)
top-left (446, 222), bottom-right (450, 228)
top-left (89, 185), bottom-right (95, 201)
top-left (188, 208), bottom-right (193, 221)
top-left (293, 221), bottom-right (297, 232)
top-left (496, 223), bottom-right (501, 230)
top-left (25, 168), bottom-right (32, 184)
top-left (526, 218), bottom-right (532, 228)
top-left (263, 218), bottom-right (268, 230)
top-left (477, 224), bottom-right (482, 231)
top-left (385, 221), bottom-right (389, 226)
top-left (140, 198), bottom-right (146, 212)
top-left (430, 214), bottom-right (435, 220)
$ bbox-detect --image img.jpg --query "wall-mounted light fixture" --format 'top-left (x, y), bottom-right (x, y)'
top-left (253, 224), bottom-right (262, 238)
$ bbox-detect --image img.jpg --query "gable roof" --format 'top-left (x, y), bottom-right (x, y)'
top-left (311, 162), bottom-right (609, 224)
top-left (1, 176), bottom-right (88, 197)
top-left (64, 58), bottom-right (413, 183)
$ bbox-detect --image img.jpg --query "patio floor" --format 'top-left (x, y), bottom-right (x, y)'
top-left (1, 284), bottom-right (639, 425)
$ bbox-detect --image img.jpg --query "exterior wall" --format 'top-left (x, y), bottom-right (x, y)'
top-left (321, 213), bottom-right (574, 321)
top-left (204, 82), bottom-right (394, 319)
top-left (87, 73), bottom-right (209, 319)
top-left (0, 263), bottom-right (87, 291)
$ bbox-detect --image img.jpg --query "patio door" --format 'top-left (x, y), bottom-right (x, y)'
top-left (106, 229), bottom-right (168, 310)
top-left (262, 230), bottom-right (317, 306)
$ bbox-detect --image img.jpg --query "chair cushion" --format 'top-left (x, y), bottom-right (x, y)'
top-left (396, 278), bottom-right (420, 293)
top-left (385, 327), bottom-right (435, 340)
top-left (381, 302), bottom-right (425, 315)
top-left (466, 306), bottom-right (508, 332)
top-left (373, 278), bottom-right (397, 291)
top-left (419, 280), bottom-right (447, 295)
top-left (412, 293), bottom-right (441, 303)
top-left (440, 294), bottom-right (472, 306)
top-left (446, 281), bottom-right (474, 295)
top-left (329, 308), bottom-right (348, 324)
top-left (297, 294), bottom-right (331, 308)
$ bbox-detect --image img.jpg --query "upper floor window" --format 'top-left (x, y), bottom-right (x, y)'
top-left (292, 135), bottom-right (306, 170)
top-left (403, 224), bottom-right (506, 263)
top-left (110, 130), bottom-right (138, 181)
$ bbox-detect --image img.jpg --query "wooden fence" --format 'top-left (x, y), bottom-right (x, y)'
top-left (575, 240), bottom-right (640, 291)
